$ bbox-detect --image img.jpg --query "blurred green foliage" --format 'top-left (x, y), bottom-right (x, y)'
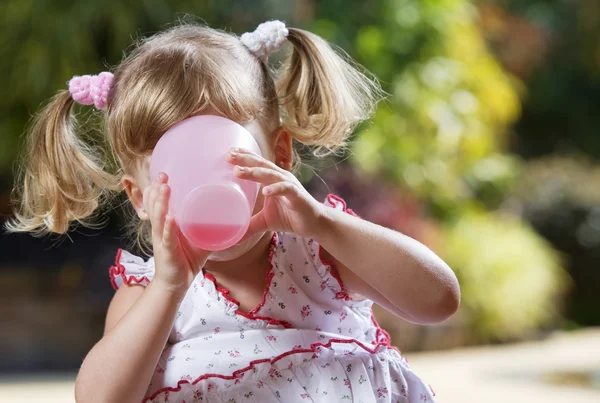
top-left (0, 0), bottom-right (290, 173)
top-left (442, 211), bottom-right (567, 341)
top-left (346, 0), bottom-right (522, 219)
top-left (312, 0), bottom-right (567, 340)
top-left (0, 0), bottom-right (579, 343)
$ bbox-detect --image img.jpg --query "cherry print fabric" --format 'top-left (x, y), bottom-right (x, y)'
top-left (109, 195), bottom-right (436, 402)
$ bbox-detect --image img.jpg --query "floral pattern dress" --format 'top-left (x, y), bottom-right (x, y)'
top-left (109, 195), bottom-right (436, 403)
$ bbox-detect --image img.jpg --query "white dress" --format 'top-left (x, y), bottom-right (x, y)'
top-left (109, 195), bottom-right (437, 403)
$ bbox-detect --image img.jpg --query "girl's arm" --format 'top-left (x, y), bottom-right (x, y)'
top-left (228, 148), bottom-right (460, 325)
top-left (76, 173), bottom-right (209, 402)
top-left (75, 282), bottom-right (183, 402)
top-left (316, 207), bottom-right (460, 325)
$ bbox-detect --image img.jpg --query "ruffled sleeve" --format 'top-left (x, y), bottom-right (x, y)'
top-left (323, 194), bottom-right (359, 217)
top-left (109, 249), bottom-right (155, 291)
top-left (295, 194), bottom-right (359, 301)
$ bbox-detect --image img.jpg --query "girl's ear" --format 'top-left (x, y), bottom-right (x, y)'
top-left (272, 127), bottom-right (293, 170)
top-left (122, 175), bottom-right (149, 220)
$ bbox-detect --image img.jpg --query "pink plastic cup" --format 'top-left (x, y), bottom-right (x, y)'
top-left (149, 115), bottom-right (262, 251)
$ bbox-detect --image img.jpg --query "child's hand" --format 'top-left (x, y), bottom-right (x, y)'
top-left (143, 173), bottom-right (211, 296)
top-left (227, 148), bottom-right (325, 239)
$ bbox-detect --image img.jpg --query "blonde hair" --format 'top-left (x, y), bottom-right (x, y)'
top-left (7, 22), bottom-right (381, 241)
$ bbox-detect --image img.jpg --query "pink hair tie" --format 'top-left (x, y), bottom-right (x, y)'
top-left (68, 72), bottom-right (114, 110)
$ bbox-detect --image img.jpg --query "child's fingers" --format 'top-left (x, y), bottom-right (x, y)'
top-left (144, 182), bottom-right (161, 217)
top-left (234, 166), bottom-right (286, 185)
top-left (142, 182), bottom-right (154, 216)
top-left (157, 172), bottom-right (169, 184)
top-left (152, 184), bottom-right (170, 240)
top-left (177, 227), bottom-right (212, 276)
top-left (227, 149), bottom-right (284, 173)
top-left (263, 182), bottom-right (300, 200)
top-left (143, 173), bottom-right (168, 219)
top-left (162, 213), bottom-right (178, 250)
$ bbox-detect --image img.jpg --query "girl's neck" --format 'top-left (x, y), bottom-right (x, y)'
top-left (203, 231), bottom-right (274, 276)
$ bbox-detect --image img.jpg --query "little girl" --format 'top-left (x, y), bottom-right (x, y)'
top-left (8, 20), bottom-right (459, 403)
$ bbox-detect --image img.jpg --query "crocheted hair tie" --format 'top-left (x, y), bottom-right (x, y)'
top-left (67, 23), bottom-right (287, 107)
top-left (240, 20), bottom-right (289, 60)
top-left (68, 72), bottom-right (114, 110)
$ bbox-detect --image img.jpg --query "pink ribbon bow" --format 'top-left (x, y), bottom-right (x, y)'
top-left (68, 72), bottom-right (114, 110)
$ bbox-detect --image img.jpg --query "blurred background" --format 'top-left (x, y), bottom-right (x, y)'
top-left (0, 0), bottom-right (599, 402)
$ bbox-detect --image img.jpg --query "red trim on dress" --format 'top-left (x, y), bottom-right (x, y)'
top-left (326, 194), bottom-right (359, 218)
top-left (318, 245), bottom-right (352, 301)
top-left (109, 196), bottom-right (409, 401)
top-left (144, 334), bottom-right (392, 402)
top-left (371, 310), bottom-right (403, 356)
top-left (320, 194), bottom-right (360, 301)
top-left (202, 233), bottom-right (294, 329)
top-left (324, 195), bottom-right (403, 355)
top-left (248, 234), bottom-right (278, 316)
top-left (108, 249), bottom-right (152, 291)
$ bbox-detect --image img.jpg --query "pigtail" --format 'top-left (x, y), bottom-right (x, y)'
top-left (6, 91), bottom-right (120, 235)
top-left (277, 28), bottom-right (383, 155)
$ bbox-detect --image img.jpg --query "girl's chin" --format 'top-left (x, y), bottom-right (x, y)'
top-left (208, 231), bottom-right (267, 262)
